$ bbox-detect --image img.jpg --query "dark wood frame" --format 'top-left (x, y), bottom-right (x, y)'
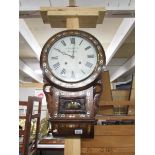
top-left (40, 29), bottom-right (106, 89)
top-left (40, 30), bottom-right (106, 138)
top-left (19, 96), bottom-right (42, 155)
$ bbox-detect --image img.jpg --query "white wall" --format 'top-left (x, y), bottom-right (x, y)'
top-left (19, 87), bottom-right (35, 101)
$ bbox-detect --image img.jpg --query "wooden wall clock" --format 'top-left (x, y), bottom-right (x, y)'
top-left (40, 29), bottom-right (106, 138)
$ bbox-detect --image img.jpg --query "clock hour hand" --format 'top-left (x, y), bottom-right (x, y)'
top-left (54, 48), bottom-right (73, 58)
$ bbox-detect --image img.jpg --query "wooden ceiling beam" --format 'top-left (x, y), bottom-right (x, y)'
top-left (69, 0), bottom-right (76, 6)
top-left (19, 19), bottom-right (41, 60)
top-left (106, 18), bottom-right (135, 65)
top-left (40, 7), bottom-right (105, 28)
top-left (19, 10), bottom-right (135, 18)
top-left (19, 0), bottom-right (134, 18)
top-left (19, 82), bottom-right (43, 88)
top-left (19, 59), bottom-right (43, 83)
top-left (110, 55), bottom-right (135, 82)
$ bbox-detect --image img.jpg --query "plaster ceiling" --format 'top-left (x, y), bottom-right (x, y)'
top-left (113, 28), bottom-right (135, 58)
top-left (19, 33), bottom-right (37, 58)
top-left (23, 18), bottom-right (123, 51)
top-left (19, 70), bottom-right (37, 83)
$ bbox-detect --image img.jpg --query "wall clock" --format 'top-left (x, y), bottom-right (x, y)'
top-left (40, 30), bottom-right (106, 138)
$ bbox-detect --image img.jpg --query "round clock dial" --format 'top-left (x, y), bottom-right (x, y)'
top-left (40, 30), bottom-right (106, 89)
top-left (47, 36), bottom-right (97, 82)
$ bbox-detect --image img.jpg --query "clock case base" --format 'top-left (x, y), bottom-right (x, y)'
top-left (49, 119), bottom-right (95, 138)
top-left (43, 75), bottom-right (103, 138)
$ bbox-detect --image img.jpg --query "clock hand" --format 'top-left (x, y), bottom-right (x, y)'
top-left (64, 53), bottom-right (73, 58)
top-left (54, 48), bottom-right (73, 58)
top-left (54, 48), bottom-right (64, 54)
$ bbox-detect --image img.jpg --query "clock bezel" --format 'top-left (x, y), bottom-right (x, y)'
top-left (40, 30), bottom-right (106, 89)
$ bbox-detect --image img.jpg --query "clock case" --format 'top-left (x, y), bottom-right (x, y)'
top-left (40, 30), bottom-right (106, 138)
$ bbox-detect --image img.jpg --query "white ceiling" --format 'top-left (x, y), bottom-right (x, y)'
top-left (19, 33), bottom-right (37, 58)
top-left (19, 0), bottom-right (135, 84)
top-left (19, 0), bottom-right (134, 10)
top-left (24, 17), bottom-right (123, 50)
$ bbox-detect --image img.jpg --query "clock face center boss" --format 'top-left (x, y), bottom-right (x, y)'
top-left (40, 30), bottom-right (106, 138)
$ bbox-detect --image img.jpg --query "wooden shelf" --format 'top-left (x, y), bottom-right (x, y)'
top-left (99, 100), bottom-right (135, 106)
top-left (96, 115), bottom-right (135, 121)
top-left (82, 125), bottom-right (135, 155)
top-left (94, 125), bottom-right (135, 136)
top-left (19, 116), bottom-right (26, 119)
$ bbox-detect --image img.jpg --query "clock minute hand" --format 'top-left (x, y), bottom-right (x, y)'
top-left (54, 48), bottom-right (73, 58)
top-left (54, 48), bottom-right (64, 54)
top-left (64, 53), bottom-right (73, 58)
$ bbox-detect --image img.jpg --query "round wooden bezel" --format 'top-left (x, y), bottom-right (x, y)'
top-left (40, 30), bottom-right (106, 89)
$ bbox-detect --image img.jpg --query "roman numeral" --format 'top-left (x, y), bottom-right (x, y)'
top-left (70, 38), bottom-right (75, 44)
top-left (85, 46), bottom-right (91, 50)
top-left (71, 71), bottom-right (75, 78)
top-left (53, 62), bottom-right (60, 70)
top-left (79, 39), bottom-right (83, 46)
top-left (87, 54), bottom-right (94, 58)
top-left (85, 62), bottom-right (93, 68)
top-left (60, 68), bottom-right (66, 75)
top-left (61, 40), bottom-right (66, 46)
top-left (51, 56), bottom-right (58, 60)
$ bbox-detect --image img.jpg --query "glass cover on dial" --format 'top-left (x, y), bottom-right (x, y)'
top-left (47, 36), bottom-right (97, 82)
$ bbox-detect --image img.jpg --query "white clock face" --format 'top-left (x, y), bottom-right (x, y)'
top-left (47, 36), bottom-right (98, 82)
